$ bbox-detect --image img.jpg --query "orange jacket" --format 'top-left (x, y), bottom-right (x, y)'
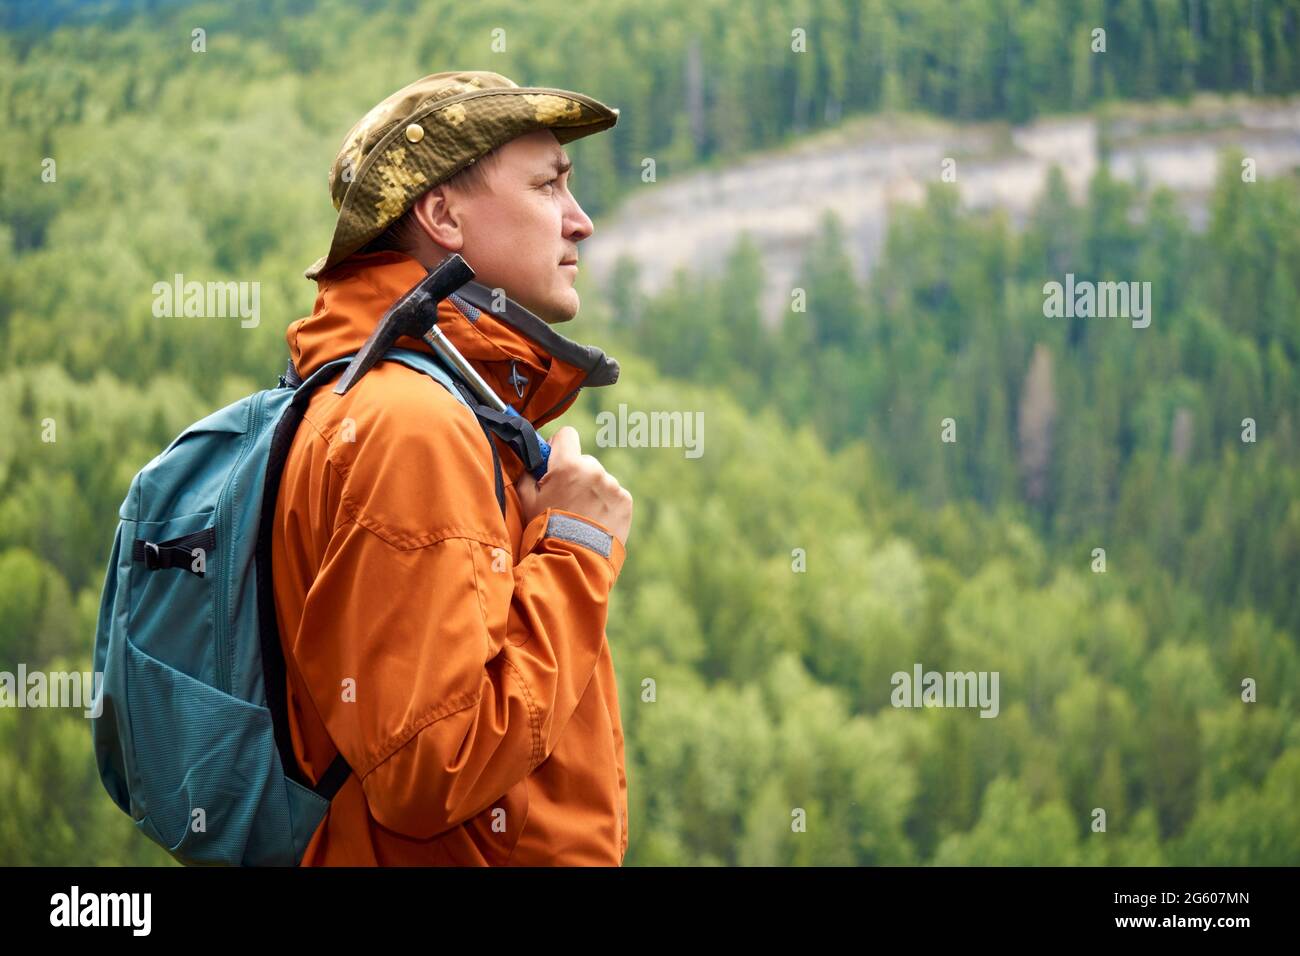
top-left (271, 251), bottom-right (628, 865)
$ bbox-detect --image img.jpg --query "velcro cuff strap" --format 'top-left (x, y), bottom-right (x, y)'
top-left (545, 513), bottom-right (613, 558)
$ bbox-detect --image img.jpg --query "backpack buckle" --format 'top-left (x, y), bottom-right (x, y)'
top-left (143, 541), bottom-right (162, 570)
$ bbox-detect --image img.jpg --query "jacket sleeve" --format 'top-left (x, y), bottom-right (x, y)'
top-left (281, 369), bottom-right (626, 841)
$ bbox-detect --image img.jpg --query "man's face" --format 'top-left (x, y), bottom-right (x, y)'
top-left (414, 129), bottom-right (593, 324)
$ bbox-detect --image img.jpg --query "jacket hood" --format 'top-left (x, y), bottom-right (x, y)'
top-left (286, 251), bottom-right (619, 432)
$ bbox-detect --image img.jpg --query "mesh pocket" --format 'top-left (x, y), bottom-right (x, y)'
top-left (123, 636), bottom-right (293, 865)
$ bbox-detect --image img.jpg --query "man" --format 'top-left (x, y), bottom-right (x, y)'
top-left (271, 71), bottom-right (633, 865)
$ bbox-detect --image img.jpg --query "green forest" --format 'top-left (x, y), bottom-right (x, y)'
top-left (2, 0), bottom-right (1298, 865)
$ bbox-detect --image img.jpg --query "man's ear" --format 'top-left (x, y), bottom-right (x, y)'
top-left (409, 186), bottom-right (463, 251)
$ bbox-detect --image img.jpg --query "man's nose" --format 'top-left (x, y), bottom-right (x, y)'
top-left (564, 194), bottom-right (594, 241)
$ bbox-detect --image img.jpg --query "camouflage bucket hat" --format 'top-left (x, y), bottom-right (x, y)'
top-left (304, 70), bottom-right (620, 279)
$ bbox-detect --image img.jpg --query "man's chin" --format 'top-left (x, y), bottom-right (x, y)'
top-left (536, 289), bottom-right (580, 324)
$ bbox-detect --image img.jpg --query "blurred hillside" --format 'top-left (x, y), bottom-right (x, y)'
top-left (585, 96), bottom-right (1300, 318)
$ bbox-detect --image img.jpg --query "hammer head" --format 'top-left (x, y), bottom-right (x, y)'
top-left (333, 254), bottom-right (476, 395)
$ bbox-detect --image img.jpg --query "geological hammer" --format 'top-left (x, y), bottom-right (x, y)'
top-left (332, 254), bottom-right (552, 478)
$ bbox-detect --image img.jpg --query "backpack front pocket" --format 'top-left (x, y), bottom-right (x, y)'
top-left (122, 634), bottom-right (291, 865)
top-left (126, 511), bottom-right (220, 687)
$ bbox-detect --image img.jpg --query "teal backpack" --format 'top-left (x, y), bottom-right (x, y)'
top-left (90, 346), bottom-right (496, 866)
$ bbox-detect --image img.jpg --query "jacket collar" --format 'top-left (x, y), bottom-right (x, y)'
top-left (287, 251), bottom-right (619, 433)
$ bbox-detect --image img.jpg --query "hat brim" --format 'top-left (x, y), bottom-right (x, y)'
top-left (305, 86), bottom-right (619, 280)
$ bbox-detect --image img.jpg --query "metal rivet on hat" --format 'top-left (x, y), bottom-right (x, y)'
top-left (405, 123), bottom-right (425, 143)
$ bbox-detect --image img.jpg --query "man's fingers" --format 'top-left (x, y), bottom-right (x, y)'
top-left (547, 426), bottom-right (581, 465)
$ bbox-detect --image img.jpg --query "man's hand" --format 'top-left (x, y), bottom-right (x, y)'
top-left (515, 426), bottom-right (633, 547)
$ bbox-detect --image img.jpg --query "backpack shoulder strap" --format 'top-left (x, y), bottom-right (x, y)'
top-left (288, 355), bottom-right (352, 407)
top-left (288, 349), bottom-right (472, 408)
